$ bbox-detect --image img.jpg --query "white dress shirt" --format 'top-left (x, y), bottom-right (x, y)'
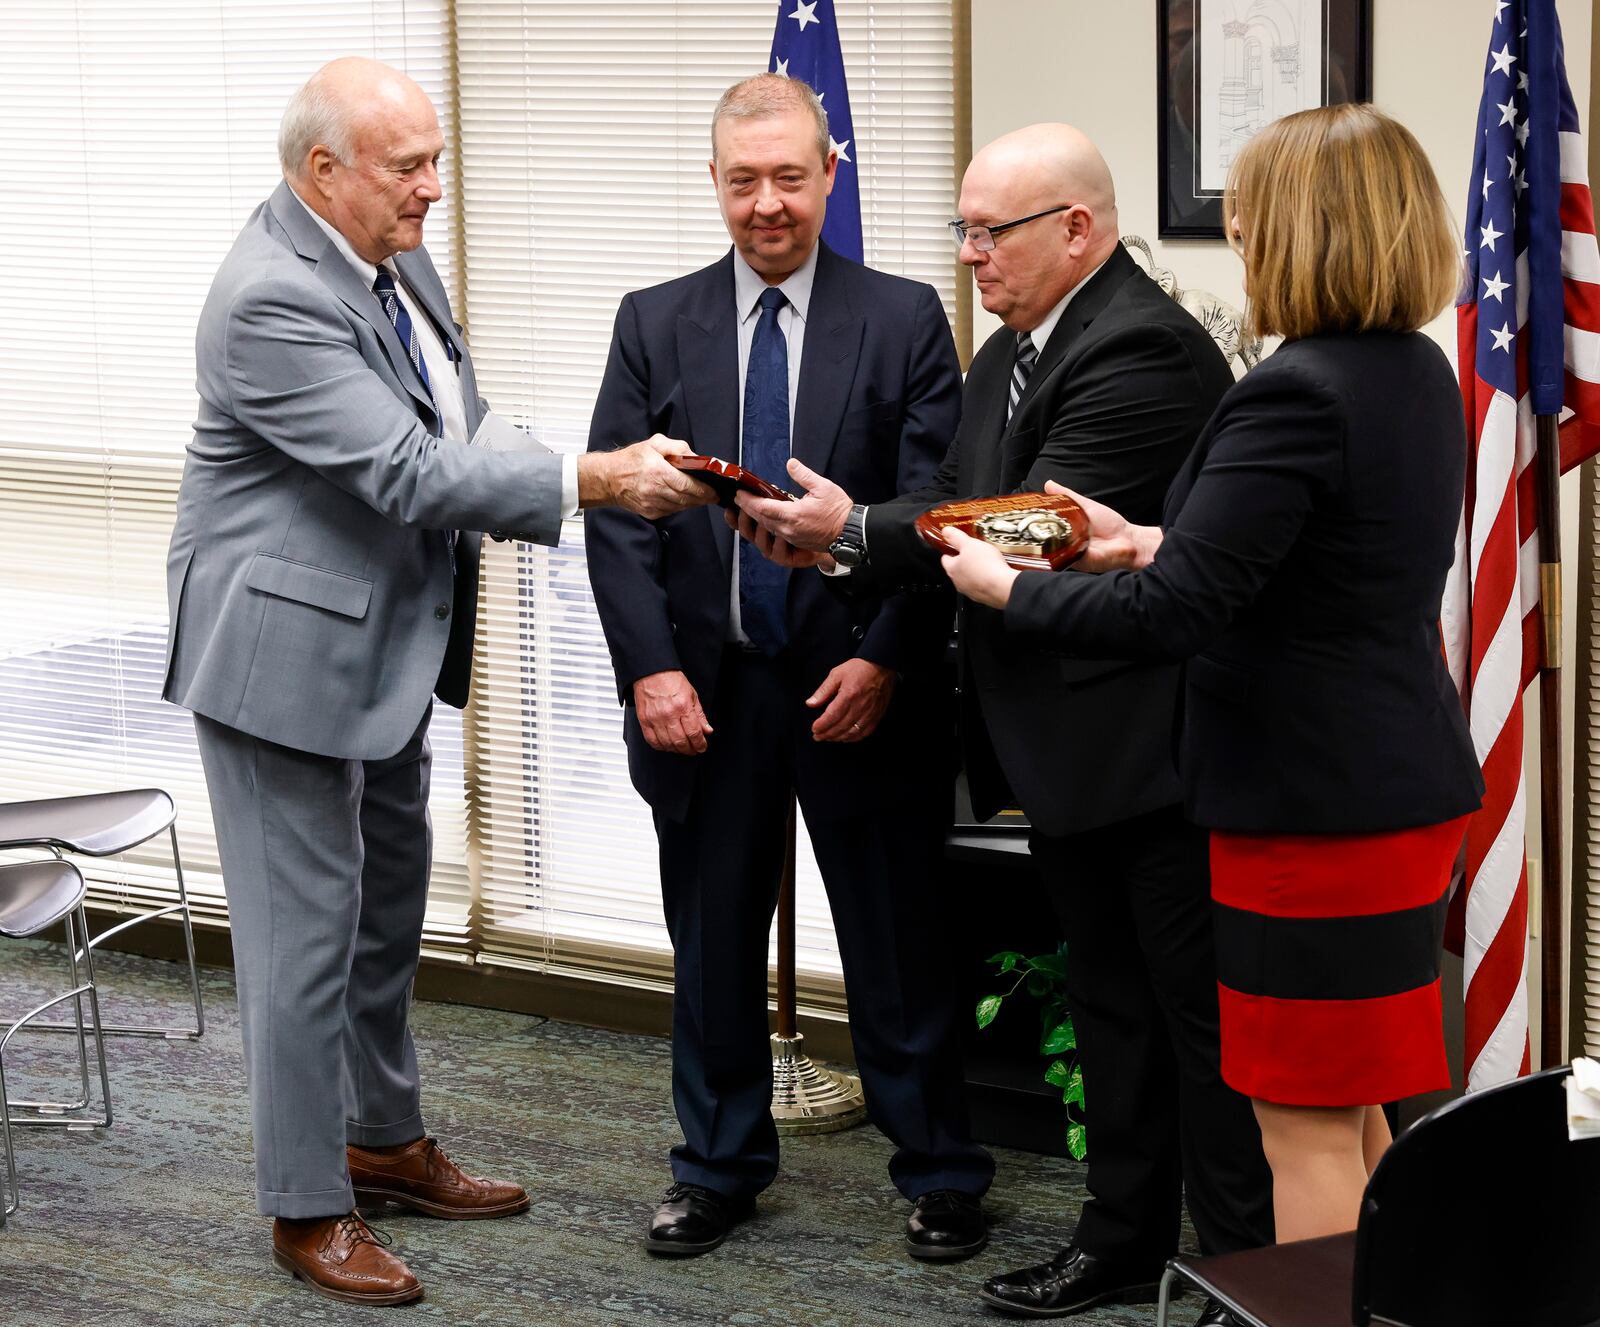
top-left (287, 185), bottom-right (578, 516)
top-left (728, 244), bottom-right (818, 642)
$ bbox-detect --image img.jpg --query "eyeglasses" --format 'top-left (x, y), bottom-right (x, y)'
top-left (947, 205), bottom-right (1075, 252)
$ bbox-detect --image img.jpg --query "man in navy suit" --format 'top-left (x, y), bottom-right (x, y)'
top-left (585, 73), bottom-right (993, 1259)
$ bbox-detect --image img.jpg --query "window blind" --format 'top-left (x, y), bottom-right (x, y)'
top-left (0, 1), bottom-right (474, 955)
top-left (0, 0), bottom-right (959, 1002)
top-left (454, 1), bottom-right (958, 1001)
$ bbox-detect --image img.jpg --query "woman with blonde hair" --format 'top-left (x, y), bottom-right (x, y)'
top-left (942, 103), bottom-right (1485, 1244)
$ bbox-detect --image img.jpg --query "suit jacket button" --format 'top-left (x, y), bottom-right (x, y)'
top-left (435, 603), bottom-right (450, 620)
top-left (851, 625), bottom-right (866, 641)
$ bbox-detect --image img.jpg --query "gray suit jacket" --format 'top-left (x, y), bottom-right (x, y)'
top-left (164, 180), bottom-right (564, 760)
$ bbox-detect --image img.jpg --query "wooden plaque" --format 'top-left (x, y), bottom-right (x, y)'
top-left (669, 453), bottom-right (795, 507)
top-left (915, 492), bottom-right (1090, 571)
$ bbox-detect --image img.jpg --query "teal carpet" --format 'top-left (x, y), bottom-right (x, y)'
top-left (0, 940), bottom-right (1193, 1326)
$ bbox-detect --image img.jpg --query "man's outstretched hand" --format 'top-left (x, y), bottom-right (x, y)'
top-left (579, 436), bottom-right (715, 520)
top-left (734, 457), bottom-right (853, 553)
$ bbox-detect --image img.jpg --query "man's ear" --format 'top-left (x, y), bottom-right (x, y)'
top-left (822, 149), bottom-right (838, 196)
top-left (1063, 204), bottom-right (1094, 249)
top-left (306, 146), bottom-right (338, 200)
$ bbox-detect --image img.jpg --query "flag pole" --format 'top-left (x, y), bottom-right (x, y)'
top-left (1535, 412), bottom-right (1567, 1067)
top-left (769, 793), bottom-right (867, 1133)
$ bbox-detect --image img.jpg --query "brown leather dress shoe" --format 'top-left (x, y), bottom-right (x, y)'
top-left (348, 1136), bottom-right (530, 1220)
top-left (272, 1212), bottom-right (423, 1306)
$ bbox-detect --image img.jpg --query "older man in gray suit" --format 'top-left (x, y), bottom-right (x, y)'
top-left (164, 57), bottom-right (709, 1305)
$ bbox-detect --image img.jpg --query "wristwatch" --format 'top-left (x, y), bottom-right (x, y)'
top-left (828, 504), bottom-right (870, 568)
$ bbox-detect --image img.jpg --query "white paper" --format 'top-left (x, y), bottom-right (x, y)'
top-left (470, 409), bottom-right (549, 455)
top-left (1567, 1056), bottom-right (1600, 1141)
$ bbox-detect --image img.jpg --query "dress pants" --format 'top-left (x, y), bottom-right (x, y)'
top-left (193, 706), bottom-right (434, 1217)
top-left (1029, 803), bottom-right (1273, 1261)
top-left (655, 647), bottom-right (995, 1202)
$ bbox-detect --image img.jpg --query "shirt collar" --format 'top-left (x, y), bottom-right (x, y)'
top-left (1022, 255), bottom-right (1109, 353)
top-left (286, 182), bottom-right (393, 290)
top-left (733, 243), bottom-right (819, 326)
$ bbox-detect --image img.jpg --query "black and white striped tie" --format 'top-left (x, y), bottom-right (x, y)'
top-left (1008, 330), bottom-right (1038, 424)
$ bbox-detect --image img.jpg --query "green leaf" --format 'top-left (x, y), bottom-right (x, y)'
top-left (986, 950), bottom-right (1023, 974)
top-left (975, 994), bottom-right (1003, 1029)
top-left (1067, 1122), bottom-right (1088, 1161)
top-left (1064, 1065), bottom-right (1086, 1108)
top-left (1025, 971), bottom-right (1051, 999)
top-left (1040, 1017), bottom-right (1077, 1055)
top-left (1027, 951), bottom-right (1068, 980)
top-left (1043, 1058), bottom-right (1072, 1089)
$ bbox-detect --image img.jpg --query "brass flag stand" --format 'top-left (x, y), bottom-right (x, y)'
top-left (770, 795), bottom-right (867, 1134)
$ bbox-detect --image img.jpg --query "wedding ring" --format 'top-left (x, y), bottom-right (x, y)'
top-left (850, 722), bottom-right (861, 732)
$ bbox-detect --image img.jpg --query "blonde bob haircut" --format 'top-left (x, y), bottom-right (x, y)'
top-left (1224, 103), bottom-right (1461, 341)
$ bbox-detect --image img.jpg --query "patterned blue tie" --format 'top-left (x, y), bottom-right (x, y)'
top-left (372, 268), bottom-right (434, 403)
top-left (739, 287), bottom-right (791, 655)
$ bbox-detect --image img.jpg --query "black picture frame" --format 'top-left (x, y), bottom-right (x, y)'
top-left (1158, 0), bottom-right (1372, 239)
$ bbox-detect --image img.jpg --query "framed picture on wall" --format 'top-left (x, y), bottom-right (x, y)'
top-left (1158, 0), bottom-right (1372, 238)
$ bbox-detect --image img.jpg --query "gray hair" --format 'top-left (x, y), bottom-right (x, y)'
top-left (278, 71), bottom-right (357, 178)
top-left (711, 73), bottom-right (829, 164)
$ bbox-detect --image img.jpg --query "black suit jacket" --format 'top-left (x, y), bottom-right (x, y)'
top-left (863, 244), bottom-right (1236, 836)
top-left (1006, 330), bottom-right (1486, 834)
top-left (584, 243), bottom-right (962, 821)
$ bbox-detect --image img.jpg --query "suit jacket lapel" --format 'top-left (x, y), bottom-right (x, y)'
top-left (792, 243), bottom-right (863, 479)
top-left (268, 181), bottom-right (441, 432)
top-left (993, 244), bottom-right (1141, 490)
top-left (395, 249), bottom-right (479, 434)
top-left (675, 254), bottom-right (741, 575)
top-left (970, 350), bottom-right (1013, 494)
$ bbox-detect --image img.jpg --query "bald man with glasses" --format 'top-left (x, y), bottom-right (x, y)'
top-left (734, 123), bottom-right (1272, 1326)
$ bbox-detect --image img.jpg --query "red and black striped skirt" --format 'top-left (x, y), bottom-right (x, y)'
top-left (1208, 816), bottom-right (1470, 1106)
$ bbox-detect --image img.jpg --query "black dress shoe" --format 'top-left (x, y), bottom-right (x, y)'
top-left (1193, 1298), bottom-right (1244, 1327)
top-left (644, 1182), bottom-right (753, 1256)
top-left (978, 1244), bottom-right (1162, 1317)
top-left (905, 1189), bottom-right (987, 1260)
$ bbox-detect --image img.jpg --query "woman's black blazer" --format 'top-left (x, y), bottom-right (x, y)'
top-left (1004, 330), bottom-right (1485, 834)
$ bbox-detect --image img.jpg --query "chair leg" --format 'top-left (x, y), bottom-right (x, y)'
top-left (29, 827), bottom-right (206, 1040)
top-left (74, 905), bottom-right (114, 1129)
top-left (168, 824), bottom-right (205, 1039)
top-left (4, 906), bottom-right (112, 1129)
top-left (0, 1053), bottom-right (14, 1221)
top-left (1157, 1266), bottom-right (1177, 1327)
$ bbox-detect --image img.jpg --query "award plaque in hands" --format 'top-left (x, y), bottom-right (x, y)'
top-left (669, 453), bottom-right (795, 507)
top-left (915, 492), bottom-right (1091, 571)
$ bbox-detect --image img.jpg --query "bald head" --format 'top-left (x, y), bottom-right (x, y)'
top-left (279, 58), bottom-right (436, 179)
top-left (281, 58), bottom-right (444, 264)
top-left (958, 123), bottom-right (1120, 331)
top-left (969, 123), bottom-right (1117, 225)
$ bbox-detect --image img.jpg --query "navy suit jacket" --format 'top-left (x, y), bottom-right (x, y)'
top-left (584, 243), bottom-right (962, 821)
top-left (1005, 331), bottom-right (1486, 834)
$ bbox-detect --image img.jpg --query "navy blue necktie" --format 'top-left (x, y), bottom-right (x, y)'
top-left (740, 287), bottom-right (791, 655)
top-left (373, 269), bottom-right (436, 403)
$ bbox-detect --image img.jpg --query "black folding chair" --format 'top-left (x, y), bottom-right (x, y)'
top-left (1157, 1066), bottom-right (1600, 1326)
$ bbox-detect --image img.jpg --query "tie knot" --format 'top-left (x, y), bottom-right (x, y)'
top-left (1016, 330), bottom-right (1037, 363)
top-left (758, 287), bottom-right (788, 315)
top-left (373, 269), bottom-right (398, 297)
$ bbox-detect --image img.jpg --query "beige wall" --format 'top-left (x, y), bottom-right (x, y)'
top-left (968, 0), bottom-right (1592, 353)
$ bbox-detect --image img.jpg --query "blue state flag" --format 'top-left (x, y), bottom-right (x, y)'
top-left (769, 0), bottom-right (861, 262)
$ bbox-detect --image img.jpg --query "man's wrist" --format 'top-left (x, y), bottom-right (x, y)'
top-left (827, 503), bottom-right (870, 567)
top-left (576, 451), bottom-right (616, 509)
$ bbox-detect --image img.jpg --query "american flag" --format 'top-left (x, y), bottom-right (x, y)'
top-left (1443, 0), bottom-right (1600, 1090)
top-left (769, 0), bottom-right (862, 262)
